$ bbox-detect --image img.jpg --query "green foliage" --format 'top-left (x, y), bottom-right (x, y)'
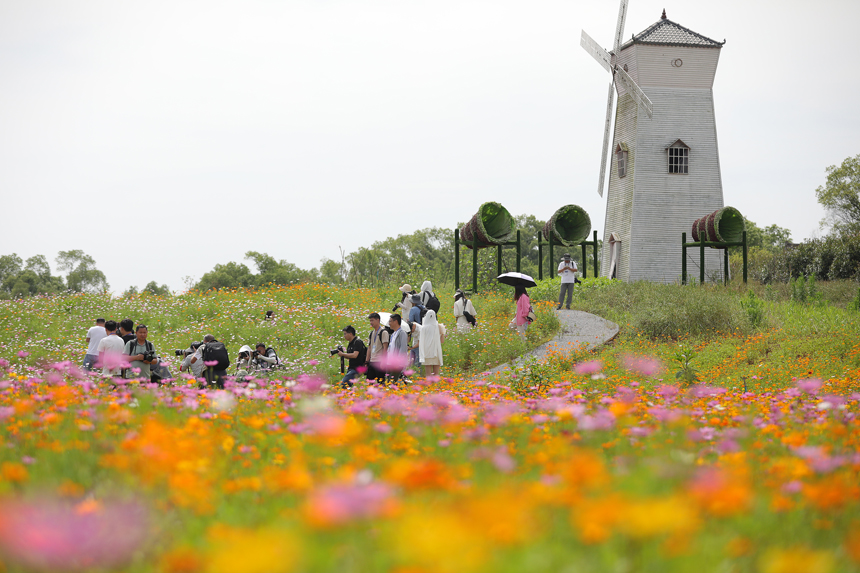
top-left (739, 289), bottom-right (766, 329)
top-left (743, 218), bottom-right (792, 251)
top-left (0, 253), bottom-right (67, 299)
top-left (816, 153), bottom-right (860, 236)
top-left (731, 233), bottom-right (860, 284)
top-left (506, 355), bottom-right (553, 395)
top-left (56, 249), bottom-right (109, 293)
top-left (672, 343), bottom-right (700, 386)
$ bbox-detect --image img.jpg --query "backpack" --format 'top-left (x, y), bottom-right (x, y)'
top-left (462, 299), bottom-right (477, 326)
top-left (202, 341), bottom-right (230, 370)
top-left (424, 292), bottom-right (441, 314)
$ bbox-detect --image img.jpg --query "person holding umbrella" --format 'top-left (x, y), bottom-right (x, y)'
top-left (497, 272), bottom-right (536, 341)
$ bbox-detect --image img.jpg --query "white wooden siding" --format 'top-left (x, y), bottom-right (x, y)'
top-left (634, 45), bottom-right (720, 89)
top-left (627, 87), bottom-right (724, 283)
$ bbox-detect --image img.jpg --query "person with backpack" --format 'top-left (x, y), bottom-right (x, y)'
top-left (253, 343), bottom-right (280, 371)
top-left (408, 294), bottom-right (424, 325)
top-left (419, 281), bottom-right (441, 314)
top-left (190, 334), bottom-right (230, 388)
top-left (334, 325), bottom-right (367, 389)
top-left (393, 284), bottom-right (415, 315)
top-left (365, 313), bottom-right (390, 382)
top-left (453, 289), bottom-right (477, 332)
top-left (123, 324), bottom-right (159, 379)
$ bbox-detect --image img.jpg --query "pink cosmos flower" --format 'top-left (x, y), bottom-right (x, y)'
top-left (17, 351), bottom-right (29, 358)
top-left (796, 378), bottom-right (823, 394)
top-left (305, 483), bottom-right (396, 526)
top-left (0, 499), bottom-right (149, 572)
top-left (204, 360), bottom-right (220, 367)
top-left (95, 353), bottom-right (131, 372)
top-left (574, 360), bottom-right (603, 375)
top-left (491, 447), bottom-right (517, 473)
top-left (308, 359), bottom-right (319, 366)
top-left (377, 353), bottom-right (410, 373)
top-left (621, 354), bottom-right (663, 377)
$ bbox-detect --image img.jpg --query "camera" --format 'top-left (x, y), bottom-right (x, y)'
top-left (239, 351), bottom-right (251, 360)
top-left (142, 351), bottom-right (155, 362)
top-left (329, 345), bottom-right (344, 356)
top-left (174, 348), bottom-right (193, 357)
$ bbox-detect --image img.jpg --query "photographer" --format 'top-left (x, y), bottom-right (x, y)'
top-left (236, 345), bottom-right (258, 379)
top-left (123, 324), bottom-right (158, 379)
top-left (178, 341), bottom-right (204, 378)
top-left (332, 325), bottom-right (366, 389)
top-left (253, 343), bottom-right (279, 371)
top-left (190, 334), bottom-right (230, 387)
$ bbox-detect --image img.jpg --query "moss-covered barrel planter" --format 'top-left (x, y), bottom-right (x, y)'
top-left (691, 206), bottom-right (745, 245)
top-left (460, 202), bottom-right (516, 249)
top-left (542, 204), bottom-right (592, 247)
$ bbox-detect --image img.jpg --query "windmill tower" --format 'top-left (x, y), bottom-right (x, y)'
top-left (581, 3), bottom-right (726, 283)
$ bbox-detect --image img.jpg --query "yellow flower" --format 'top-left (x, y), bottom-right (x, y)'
top-left (758, 547), bottom-right (835, 573)
top-left (206, 526), bottom-right (300, 573)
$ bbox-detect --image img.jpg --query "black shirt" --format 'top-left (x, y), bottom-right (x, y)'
top-left (122, 333), bottom-right (136, 345)
top-left (346, 338), bottom-right (367, 370)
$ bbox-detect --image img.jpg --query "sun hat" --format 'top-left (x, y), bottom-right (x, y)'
top-left (398, 284), bottom-right (412, 293)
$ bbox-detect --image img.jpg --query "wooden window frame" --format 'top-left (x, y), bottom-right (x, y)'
top-left (667, 140), bottom-right (689, 174)
top-left (615, 143), bottom-right (628, 178)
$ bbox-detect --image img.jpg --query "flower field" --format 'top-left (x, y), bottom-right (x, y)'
top-left (1, 283), bottom-right (860, 572)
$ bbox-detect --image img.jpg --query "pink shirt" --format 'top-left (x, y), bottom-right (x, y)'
top-left (515, 294), bottom-right (531, 326)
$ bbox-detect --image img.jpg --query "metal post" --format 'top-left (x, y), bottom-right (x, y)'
top-left (472, 233), bottom-right (478, 294)
top-left (724, 246), bottom-right (729, 286)
top-left (516, 230), bottom-right (521, 273)
top-left (454, 229), bottom-right (460, 291)
top-left (682, 232), bottom-right (687, 285)
top-left (496, 244), bottom-right (502, 278)
top-left (742, 231), bottom-right (748, 284)
top-left (581, 242), bottom-right (587, 279)
top-left (699, 239), bottom-right (705, 286)
top-left (537, 233), bottom-right (543, 281)
top-left (593, 230), bottom-right (599, 278)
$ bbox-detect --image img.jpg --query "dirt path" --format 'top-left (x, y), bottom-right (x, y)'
top-left (487, 310), bottom-right (619, 374)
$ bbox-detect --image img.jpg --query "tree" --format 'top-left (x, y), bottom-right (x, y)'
top-left (194, 262), bottom-right (255, 291)
top-left (56, 250), bottom-right (109, 293)
top-left (245, 251), bottom-right (316, 286)
top-left (816, 154), bottom-right (860, 236)
top-left (319, 258), bottom-right (345, 284)
top-left (0, 253), bottom-right (64, 298)
top-left (744, 218), bottom-right (792, 251)
top-left (143, 281), bottom-right (171, 296)
top-left (0, 254), bottom-right (23, 286)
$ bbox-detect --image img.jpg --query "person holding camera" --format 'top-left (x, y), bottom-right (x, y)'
top-left (123, 324), bottom-right (158, 379)
top-left (178, 342), bottom-right (204, 378)
top-left (190, 334), bottom-right (230, 387)
top-left (557, 253), bottom-right (578, 310)
top-left (235, 345), bottom-right (258, 379)
top-left (332, 325), bottom-right (367, 389)
top-left (393, 284), bottom-right (414, 315)
top-left (253, 343), bottom-right (279, 370)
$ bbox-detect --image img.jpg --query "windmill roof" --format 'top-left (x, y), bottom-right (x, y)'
top-left (620, 14), bottom-right (724, 50)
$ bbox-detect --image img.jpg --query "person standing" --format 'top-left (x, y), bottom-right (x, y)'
top-left (419, 310), bottom-right (446, 377)
top-left (557, 253), bottom-right (578, 310)
top-left (366, 313), bottom-right (390, 382)
top-left (408, 294), bottom-right (424, 325)
top-left (118, 318), bottom-right (136, 345)
top-left (453, 290), bottom-right (477, 332)
top-left (513, 286), bottom-right (531, 341)
top-left (190, 334), bottom-right (231, 387)
top-left (387, 314), bottom-right (408, 382)
top-left (96, 320), bottom-right (125, 377)
top-left (123, 324), bottom-right (158, 380)
top-left (394, 284), bottom-right (414, 315)
top-left (83, 318), bottom-right (107, 371)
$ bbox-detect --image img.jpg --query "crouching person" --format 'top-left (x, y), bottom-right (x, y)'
top-left (190, 334), bottom-right (230, 388)
top-left (335, 325), bottom-right (367, 389)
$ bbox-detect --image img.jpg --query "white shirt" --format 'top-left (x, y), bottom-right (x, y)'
top-left (86, 326), bottom-right (107, 355)
top-left (96, 334), bottom-right (126, 376)
top-left (558, 260), bottom-right (578, 284)
top-left (181, 354), bottom-right (205, 377)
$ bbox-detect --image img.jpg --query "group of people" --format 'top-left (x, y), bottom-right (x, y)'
top-left (82, 318), bottom-right (278, 387)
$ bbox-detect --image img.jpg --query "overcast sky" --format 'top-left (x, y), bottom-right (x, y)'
top-left (2, 0), bottom-right (858, 293)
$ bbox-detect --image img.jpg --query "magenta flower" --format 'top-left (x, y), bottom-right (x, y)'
top-left (574, 360), bottom-right (603, 375)
top-left (204, 360), bottom-right (220, 367)
top-left (796, 378), bottom-right (823, 394)
top-left (376, 353), bottom-right (410, 373)
top-left (95, 353), bottom-right (131, 372)
top-left (306, 483), bottom-right (395, 525)
top-left (0, 499), bottom-right (149, 572)
top-left (356, 366), bottom-right (368, 374)
top-left (621, 354), bottom-right (663, 377)
top-left (17, 351), bottom-right (29, 358)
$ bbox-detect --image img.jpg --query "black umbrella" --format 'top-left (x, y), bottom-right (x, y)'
top-left (497, 272), bottom-right (537, 288)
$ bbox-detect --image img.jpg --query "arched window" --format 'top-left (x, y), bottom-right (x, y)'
top-left (615, 143), bottom-right (628, 178)
top-left (667, 139), bottom-right (689, 174)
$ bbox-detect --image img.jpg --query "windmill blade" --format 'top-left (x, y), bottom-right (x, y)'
top-left (597, 82), bottom-right (615, 197)
top-left (580, 30), bottom-right (611, 74)
top-left (615, 66), bottom-right (653, 118)
top-left (612, 0), bottom-right (629, 52)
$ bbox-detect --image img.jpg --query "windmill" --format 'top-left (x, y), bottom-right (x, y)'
top-left (580, 4), bottom-right (727, 283)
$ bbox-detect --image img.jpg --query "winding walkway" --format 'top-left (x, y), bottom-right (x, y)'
top-left (487, 310), bottom-right (619, 374)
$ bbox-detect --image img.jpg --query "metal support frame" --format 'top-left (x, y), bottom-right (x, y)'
top-left (538, 230), bottom-right (599, 281)
top-left (454, 229), bottom-right (522, 293)
top-left (681, 230), bottom-right (748, 286)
